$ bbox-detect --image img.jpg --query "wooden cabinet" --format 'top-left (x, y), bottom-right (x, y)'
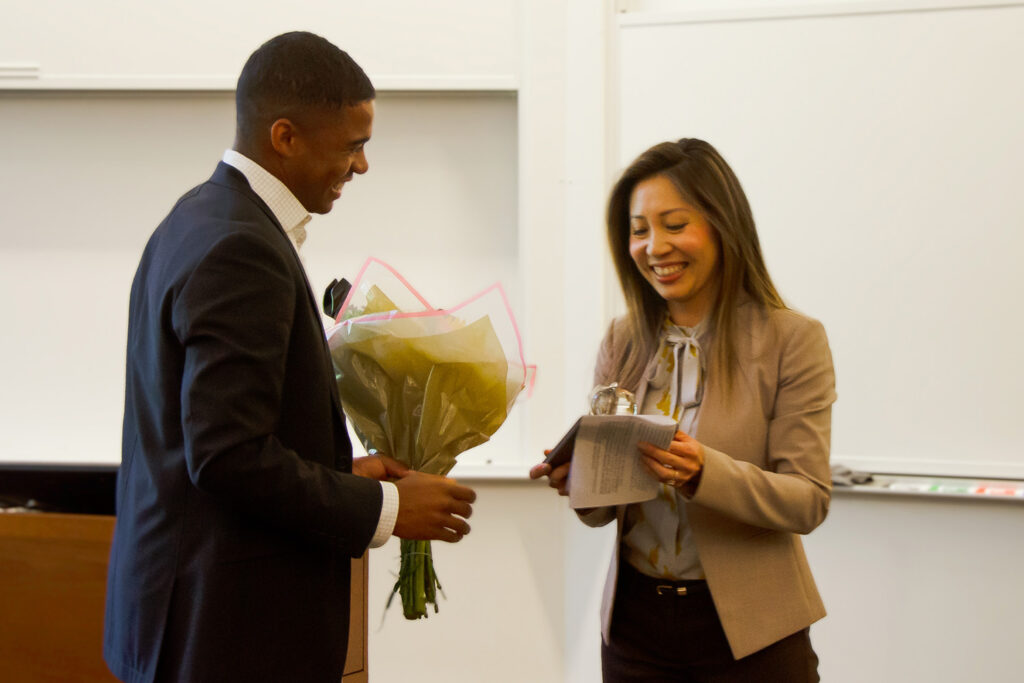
top-left (0, 513), bottom-right (118, 683)
top-left (345, 550), bottom-right (369, 682)
top-left (0, 513), bottom-right (368, 682)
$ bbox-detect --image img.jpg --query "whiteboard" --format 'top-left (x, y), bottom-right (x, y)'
top-left (617, 4), bottom-right (1024, 477)
top-left (0, 91), bottom-right (522, 472)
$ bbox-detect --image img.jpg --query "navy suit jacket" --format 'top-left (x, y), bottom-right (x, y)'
top-left (104, 163), bottom-right (382, 683)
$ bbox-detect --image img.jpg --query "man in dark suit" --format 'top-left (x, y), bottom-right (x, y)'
top-left (104, 32), bottom-right (476, 683)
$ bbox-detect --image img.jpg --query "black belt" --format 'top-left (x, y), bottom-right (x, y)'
top-left (621, 561), bottom-right (710, 597)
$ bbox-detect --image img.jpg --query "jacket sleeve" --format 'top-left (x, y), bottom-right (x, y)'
top-left (172, 229), bottom-right (382, 556)
top-left (689, 316), bottom-right (835, 535)
top-left (574, 320), bottom-right (623, 528)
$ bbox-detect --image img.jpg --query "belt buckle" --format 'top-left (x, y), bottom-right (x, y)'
top-left (656, 584), bottom-right (687, 596)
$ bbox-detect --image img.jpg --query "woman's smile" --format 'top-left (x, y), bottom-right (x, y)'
top-left (650, 262), bottom-right (688, 281)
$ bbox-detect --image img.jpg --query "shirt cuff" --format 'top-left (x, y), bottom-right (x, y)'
top-left (368, 480), bottom-right (399, 549)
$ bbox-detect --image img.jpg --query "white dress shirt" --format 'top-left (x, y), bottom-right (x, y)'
top-left (222, 149), bottom-right (399, 549)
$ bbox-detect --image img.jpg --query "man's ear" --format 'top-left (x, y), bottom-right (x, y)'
top-left (269, 118), bottom-right (300, 157)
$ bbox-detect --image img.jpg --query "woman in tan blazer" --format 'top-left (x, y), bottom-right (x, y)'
top-left (532, 139), bottom-right (836, 681)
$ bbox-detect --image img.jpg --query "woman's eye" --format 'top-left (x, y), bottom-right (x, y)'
top-left (666, 223), bottom-right (688, 231)
top-left (630, 226), bottom-right (647, 236)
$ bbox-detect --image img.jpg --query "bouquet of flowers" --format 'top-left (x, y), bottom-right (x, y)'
top-left (325, 258), bottom-right (527, 619)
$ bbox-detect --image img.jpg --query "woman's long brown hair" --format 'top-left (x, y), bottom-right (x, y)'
top-left (606, 138), bottom-right (786, 391)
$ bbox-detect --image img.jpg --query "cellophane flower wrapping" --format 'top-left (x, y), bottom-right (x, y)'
top-left (325, 258), bottom-right (526, 619)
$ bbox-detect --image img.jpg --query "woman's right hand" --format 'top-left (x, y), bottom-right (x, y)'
top-left (529, 452), bottom-right (571, 496)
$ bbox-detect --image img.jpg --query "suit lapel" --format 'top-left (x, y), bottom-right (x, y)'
top-left (691, 298), bottom-right (755, 448)
top-left (210, 163), bottom-right (345, 415)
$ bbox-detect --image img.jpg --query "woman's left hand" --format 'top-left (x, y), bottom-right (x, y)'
top-left (638, 430), bottom-right (705, 493)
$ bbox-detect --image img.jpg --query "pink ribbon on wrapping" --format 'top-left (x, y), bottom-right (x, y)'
top-left (334, 257), bottom-right (536, 397)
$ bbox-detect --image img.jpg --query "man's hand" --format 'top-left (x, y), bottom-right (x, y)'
top-left (353, 454), bottom-right (409, 481)
top-left (393, 472), bottom-right (476, 543)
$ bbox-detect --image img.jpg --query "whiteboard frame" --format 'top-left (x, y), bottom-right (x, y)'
top-left (616, 0), bottom-right (1024, 26)
top-left (0, 73), bottom-right (518, 92)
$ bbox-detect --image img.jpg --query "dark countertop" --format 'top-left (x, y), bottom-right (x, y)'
top-left (0, 463), bottom-right (117, 515)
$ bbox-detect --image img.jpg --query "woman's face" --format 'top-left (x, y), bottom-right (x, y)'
top-left (628, 174), bottom-right (721, 327)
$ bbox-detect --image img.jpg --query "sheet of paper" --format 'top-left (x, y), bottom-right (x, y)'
top-left (568, 414), bottom-right (677, 509)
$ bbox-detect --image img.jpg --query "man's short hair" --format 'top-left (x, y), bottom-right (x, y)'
top-left (236, 31), bottom-right (375, 141)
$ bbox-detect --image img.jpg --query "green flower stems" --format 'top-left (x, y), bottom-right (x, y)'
top-left (389, 539), bottom-right (443, 619)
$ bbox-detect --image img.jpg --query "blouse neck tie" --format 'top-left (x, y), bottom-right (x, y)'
top-left (662, 328), bottom-right (704, 422)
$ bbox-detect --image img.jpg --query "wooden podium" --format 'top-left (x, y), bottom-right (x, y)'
top-left (0, 513), bottom-right (368, 682)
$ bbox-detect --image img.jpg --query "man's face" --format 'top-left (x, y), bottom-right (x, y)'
top-left (284, 99), bottom-right (374, 214)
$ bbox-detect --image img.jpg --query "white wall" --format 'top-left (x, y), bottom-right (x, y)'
top-left (366, 482), bottom-right (569, 682)
top-left (805, 492), bottom-right (1024, 682)
top-left (0, 92), bottom-right (237, 464)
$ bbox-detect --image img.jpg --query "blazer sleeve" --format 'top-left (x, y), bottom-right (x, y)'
top-left (689, 316), bottom-right (835, 535)
top-left (575, 320), bottom-right (622, 529)
top-left (172, 229), bottom-right (382, 556)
